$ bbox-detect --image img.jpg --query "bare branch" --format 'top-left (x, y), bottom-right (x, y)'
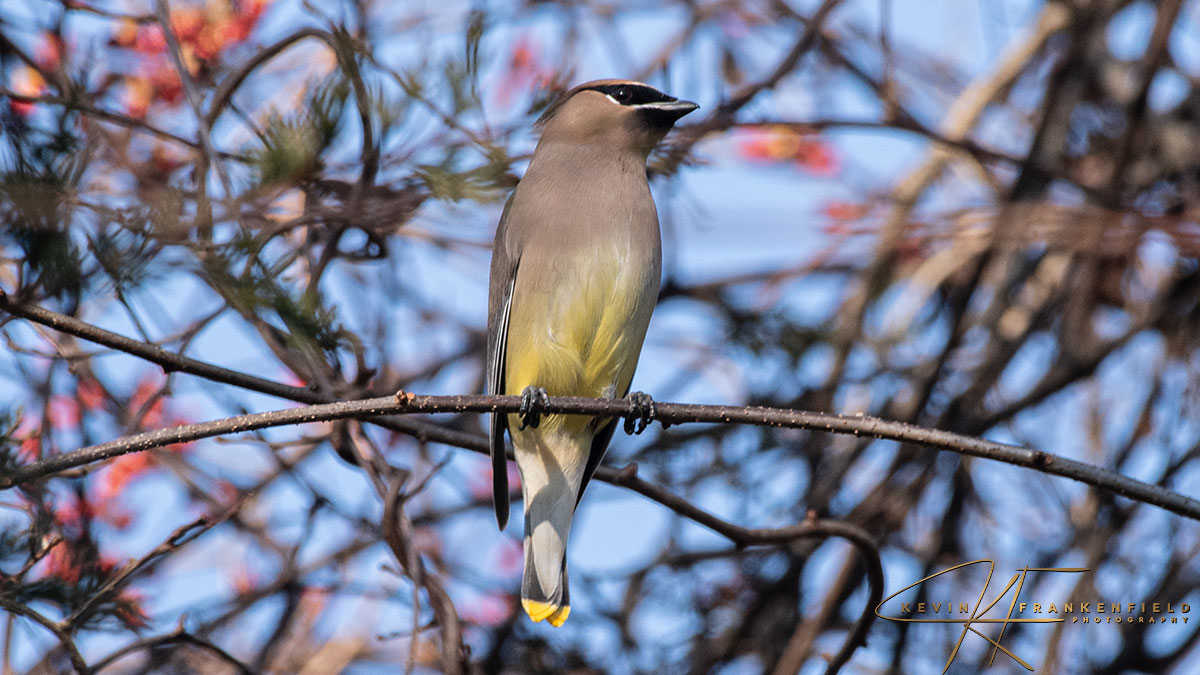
top-left (4, 392), bottom-right (1199, 523)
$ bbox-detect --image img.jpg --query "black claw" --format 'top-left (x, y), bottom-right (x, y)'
top-left (518, 386), bottom-right (549, 430)
top-left (623, 391), bottom-right (657, 435)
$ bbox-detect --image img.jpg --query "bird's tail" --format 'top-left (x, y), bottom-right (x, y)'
top-left (521, 540), bottom-right (570, 626)
top-left (513, 428), bottom-right (587, 626)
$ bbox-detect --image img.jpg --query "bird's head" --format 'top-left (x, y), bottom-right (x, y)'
top-left (535, 79), bottom-right (698, 156)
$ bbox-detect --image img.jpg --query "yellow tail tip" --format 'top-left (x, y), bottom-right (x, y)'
top-left (522, 599), bottom-right (570, 626)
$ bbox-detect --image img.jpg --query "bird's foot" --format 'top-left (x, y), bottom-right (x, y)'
top-left (518, 386), bottom-right (550, 430)
top-left (623, 391), bottom-right (657, 435)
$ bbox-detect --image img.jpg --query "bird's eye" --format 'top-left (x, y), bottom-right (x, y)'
top-left (612, 86), bottom-right (633, 103)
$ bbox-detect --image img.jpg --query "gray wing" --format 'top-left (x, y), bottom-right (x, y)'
top-left (487, 194), bottom-right (518, 530)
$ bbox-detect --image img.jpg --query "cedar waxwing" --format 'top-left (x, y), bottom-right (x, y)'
top-left (486, 80), bottom-right (697, 626)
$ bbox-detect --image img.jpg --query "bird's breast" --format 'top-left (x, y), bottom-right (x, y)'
top-left (506, 231), bottom-right (659, 415)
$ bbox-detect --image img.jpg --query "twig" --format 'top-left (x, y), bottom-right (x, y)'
top-left (0, 89), bottom-right (243, 159)
top-left (0, 289), bottom-right (323, 404)
top-left (204, 28), bottom-right (338, 131)
top-left (90, 627), bottom-right (255, 674)
top-left (64, 505), bottom-right (238, 629)
top-left (711, 0), bottom-right (844, 120)
top-left (0, 601), bottom-right (89, 674)
top-left (4, 393), bottom-right (1200, 523)
top-left (0, 244), bottom-right (466, 460)
top-left (769, 536), bottom-right (870, 675)
top-left (381, 475), bottom-right (465, 675)
top-left (154, 0), bottom-right (232, 200)
top-left (601, 478), bottom-right (882, 675)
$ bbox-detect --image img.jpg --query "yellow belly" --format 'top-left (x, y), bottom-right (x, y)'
top-left (504, 250), bottom-right (649, 437)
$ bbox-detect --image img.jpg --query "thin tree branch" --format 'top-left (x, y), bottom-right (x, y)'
top-left (4, 392), bottom-right (1199, 523)
top-left (381, 474), bottom-right (465, 675)
top-left (0, 601), bottom-right (88, 674)
top-left (154, 0), bottom-right (231, 200)
top-left (0, 289), bottom-right (322, 403)
top-left (605, 493), bottom-right (883, 675)
top-left (0, 89), bottom-right (244, 159)
top-left (711, 0), bottom-right (844, 120)
top-left (0, 284), bottom-right (461, 455)
top-left (63, 503), bottom-right (238, 630)
top-left (204, 28), bottom-right (336, 131)
top-left (90, 628), bottom-right (255, 674)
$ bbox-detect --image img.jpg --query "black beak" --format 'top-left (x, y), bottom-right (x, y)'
top-left (637, 99), bottom-right (700, 127)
